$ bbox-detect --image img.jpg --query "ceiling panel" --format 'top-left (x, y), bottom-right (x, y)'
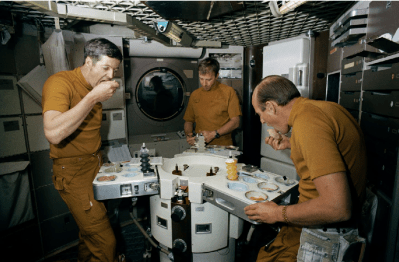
top-left (0, 1), bottom-right (355, 47)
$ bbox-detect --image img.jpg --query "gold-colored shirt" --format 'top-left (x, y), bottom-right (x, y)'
top-left (288, 97), bottom-right (366, 205)
top-left (42, 67), bottom-right (102, 159)
top-left (184, 81), bottom-right (241, 146)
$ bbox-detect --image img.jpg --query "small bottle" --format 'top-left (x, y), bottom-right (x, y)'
top-left (226, 155), bottom-right (238, 180)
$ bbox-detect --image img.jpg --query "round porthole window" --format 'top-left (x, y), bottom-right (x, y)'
top-left (135, 68), bottom-right (185, 121)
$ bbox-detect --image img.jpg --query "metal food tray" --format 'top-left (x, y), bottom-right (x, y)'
top-left (93, 161), bottom-right (159, 200)
top-left (202, 171), bottom-right (298, 224)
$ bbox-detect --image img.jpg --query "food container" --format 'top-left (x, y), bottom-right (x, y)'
top-left (97, 175), bottom-right (117, 182)
top-left (257, 182), bottom-right (279, 192)
top-left (245, 191), bottom-right (268, 202)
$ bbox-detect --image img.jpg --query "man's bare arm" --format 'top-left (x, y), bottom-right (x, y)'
top-left (244, 172), bottom-right (352, 226)
top-left (43, 80), bottom-right (118, 144)
top-left (184, 121), bottom-right (196, 146)
top-left (202, 116), bottom-right (240, 143)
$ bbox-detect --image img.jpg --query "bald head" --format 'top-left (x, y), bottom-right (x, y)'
top-left (254, 75), bottom-right (301, 111)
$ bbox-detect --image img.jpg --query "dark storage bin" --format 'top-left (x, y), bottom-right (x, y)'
top-left (363, 63), bottom-right (399, 91)
top-left (364, 136), bottom-right (397, 199)
top-left (341, 72), bottom-right (362, 91)
top-left (362, 91), bottom-right (399, 118)
top-left (340, 91), bottom-right (361, 110)
top-left (360, 112), bottom-right (399, 144)
top-left (346, 109), bottom-right (359, 122)
top-left (341, 56), bottom-right (364, 74)
top-left (40, 213), bottom-right (79, 254)
top-left (342, 37), bottom-right (382, 59)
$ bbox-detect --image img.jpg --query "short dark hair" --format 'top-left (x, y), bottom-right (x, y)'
top-left (255, 75), bottom-right (301, 111)
top-left (198, 57), bottom-right (219, 76)
top-left (84, 38), bottom-right (123, 64)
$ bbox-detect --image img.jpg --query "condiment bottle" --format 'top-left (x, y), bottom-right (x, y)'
top-left (226, 155), bottom-right (238, 180)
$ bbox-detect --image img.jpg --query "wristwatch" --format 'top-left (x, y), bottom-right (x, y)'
top-left (215, 130), bottom-right (220, 138)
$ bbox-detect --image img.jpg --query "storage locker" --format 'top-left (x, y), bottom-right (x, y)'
top-left (342, 37), bottom-right (382, 60)
top-left (361, 112), bottom-right (399, 143)
top-left (346, 109), bottom-right (359, 122)
top-left (363, 62), bottom-right (399, 91)
top-left (341, 72), bottom-right (362, 92)
top-left (327, 39), bottom-right (342, 73)
top-left (339, 91), bottom-right (361, 110)
top-left (0, 117), bottom-right (27, 158)
top-left (365, 136), bottom-right (397, 198)
top-left (0, 75), bottom-right (21, 116)
top-left (362, 91), bottom-right (399, 118)
top-left (341, 56), bottom-right (364, 75)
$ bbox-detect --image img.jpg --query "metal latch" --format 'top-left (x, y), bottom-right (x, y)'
top-left (203, 189), bottom-right (213, 198)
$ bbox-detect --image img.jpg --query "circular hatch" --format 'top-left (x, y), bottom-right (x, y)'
top-left (135, 68), bottom-right (185, 121)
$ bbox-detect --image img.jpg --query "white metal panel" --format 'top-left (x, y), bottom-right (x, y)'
top-left (260, 157), bottom-right (299, 181)
top-left (26, 115), bottom-right (50, 152)
top-left (192, 238), bottom-right (235, 261)
top-left (0, 117), bottom-right (27, 157)
top-left (150, 195), bottom-right (172, 248)
top-left (101, 78), bottom-right (124, 110)
top-left (128, 39), bottom-right (203, 58)
top-left (188, 178), bottom-right (204, 204)
top-left (100, 109), bottom-right (126, 141)
top-left (263, 37), bottom-right (311, 98)
top-left (191, 202), bottom-right (228, 253)
top-left (229, 214), bottom-right (244, 239)
top-left (263, 38), bottom-right (310, 78)
top-left (0, 76), bottom-right (21, 116)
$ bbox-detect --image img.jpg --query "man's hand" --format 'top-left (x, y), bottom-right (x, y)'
top-left (244, 201), bottom-right (282, 224)
top-left (88, 80), bottom-right (119, 103)
top-left (186, 134), bottom-right (196, 146)
top-left (201, 130), bottom-right (216, 144)
top-left (265, 129), bottom-right (291, 150)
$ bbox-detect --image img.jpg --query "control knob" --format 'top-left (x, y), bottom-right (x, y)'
top-left (171, 206), bottom-right (186, 222)
top-left (172, 239), bottom-right (187, 254)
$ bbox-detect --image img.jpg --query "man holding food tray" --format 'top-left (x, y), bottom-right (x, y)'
top-left (42, 38), bottom-right (124, 262)
top-left (244, 75), bottom-right (367, 262)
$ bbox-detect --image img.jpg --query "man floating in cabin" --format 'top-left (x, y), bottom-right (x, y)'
top-left (42, 38), bottom-right (124, 262)
top-left (184, 57), bottom-right (242, 146)
top-left (245, 75), bottom-right (367, 261)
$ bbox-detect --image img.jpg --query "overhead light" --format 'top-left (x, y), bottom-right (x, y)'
top-left (155, 21), bottom-right (194, 47)
top-left (269, 0), bottom-right (308, 18)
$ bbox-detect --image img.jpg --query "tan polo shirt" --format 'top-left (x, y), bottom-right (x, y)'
top-left (184, 81), bottom-right (241, 145)
top-left (42, 67), bottom-right (102, 159)
top-left (288, 97), bottom-right (366, 205)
